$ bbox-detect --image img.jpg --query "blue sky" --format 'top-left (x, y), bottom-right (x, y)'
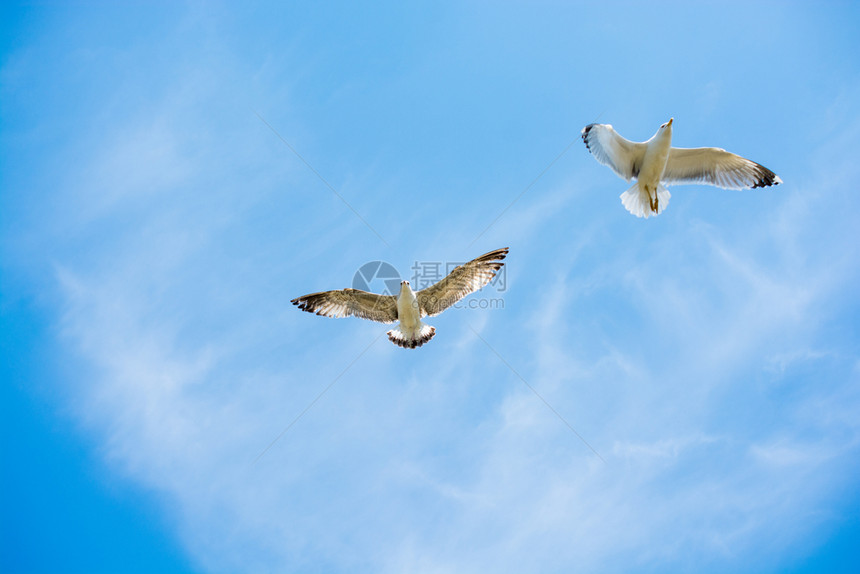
top-left (2, 1), bottom-right (860, 572)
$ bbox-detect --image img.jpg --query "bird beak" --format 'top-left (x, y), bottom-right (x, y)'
top-left (667, 118), bottom-right (673, 126)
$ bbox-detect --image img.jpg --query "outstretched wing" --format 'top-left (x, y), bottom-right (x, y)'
top-left (291, 288), bottom-right (398, 323)
top-left (663, 147), bottom-right (782, 189)
top-left (416, 248), bottom-right (508, 317)
top-left (582, 123), bottom-right (647, 182)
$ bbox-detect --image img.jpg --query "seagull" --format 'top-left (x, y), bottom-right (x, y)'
top-left (291, 248), bottom-right (508, 348)
top-left (582, 118), bottom-right (782, 218)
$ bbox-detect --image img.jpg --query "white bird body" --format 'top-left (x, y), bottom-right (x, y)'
top-left (582, 118), bottom-right (781, 218)
top-left (636, 119), bottom-right (674, 213)
top-left (396, 282), bottom-right (420, 327)
top-left (389, 281), bottom-right (435, 348)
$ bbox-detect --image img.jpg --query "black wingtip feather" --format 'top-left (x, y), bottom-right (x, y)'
top-left (581, 124), bottom-right (595, 151)
top-left (751, 165), bottom-right (781, 188)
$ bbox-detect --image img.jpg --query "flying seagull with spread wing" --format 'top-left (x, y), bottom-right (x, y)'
top-left (292, 248), bottom-right (508, 348)
top-left (582, 118), bottom-right (782, 218)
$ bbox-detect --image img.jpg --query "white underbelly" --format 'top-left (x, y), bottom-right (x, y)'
top-left (638, 160), bottom-right (664, 191)
top-left (397, 294), bottom-right (421, 328)
top-left (637, 138), bottom-right (672, 192)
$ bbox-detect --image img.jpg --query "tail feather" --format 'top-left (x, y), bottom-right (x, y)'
top-left (387, 323), bottom-right (436, 349)
top-left (620, 182), bottom-right (670, 218)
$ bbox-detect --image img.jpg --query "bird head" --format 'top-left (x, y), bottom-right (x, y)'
top-left (660, 118), bottom-right (674, 130)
